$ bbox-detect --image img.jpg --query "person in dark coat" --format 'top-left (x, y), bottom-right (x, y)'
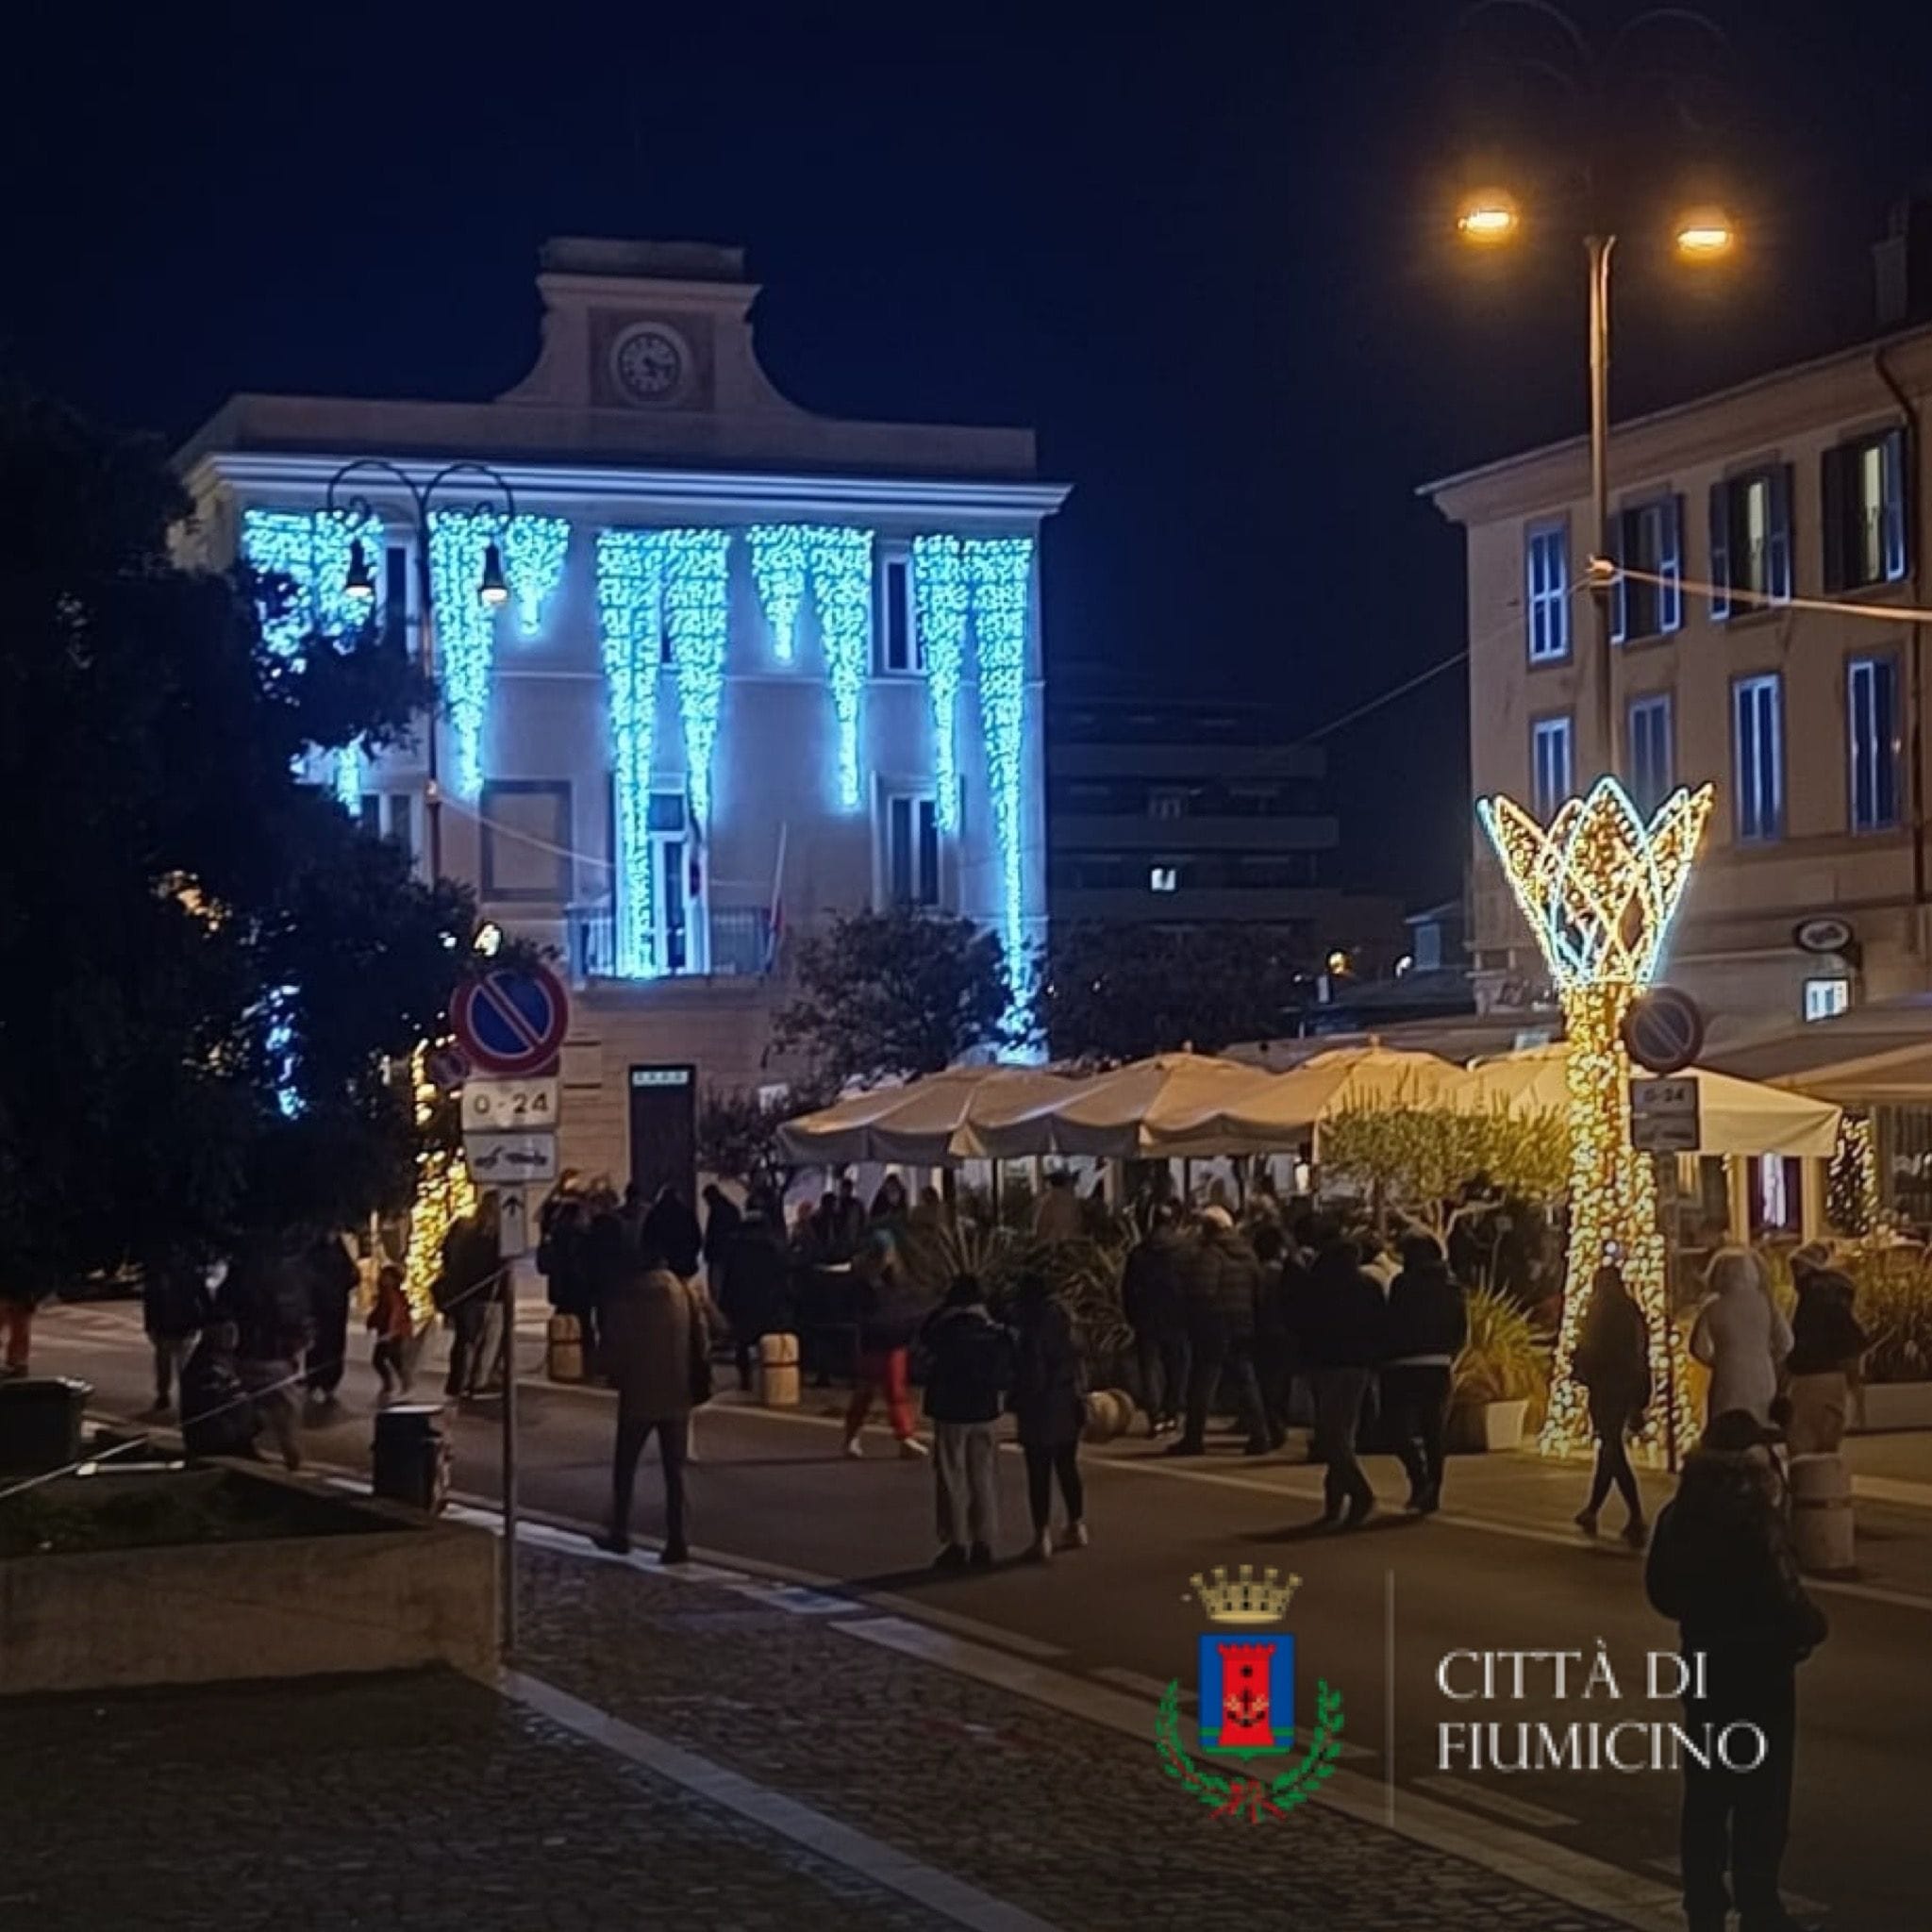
top-left (1008, 1271), bottom-right (1090, 1560)
top-left (841, 1232), bottom-right (929, 1459)
top-left (1251, 1223), bottom-right (1298, 1451)
top-left (1571, 1262), bottom-right (1652, 1546)
top-left (1121, 1205), bottom-right (1190, 1437)
top-left (641, 1185), bottom-right (703, 1282)
top-left (439, 1194), bottom-right (502, 1400)
top-left (1300, 1225), bottom-right (1389, 1527)
top-left (1169, 1208), bottom-right (1270, 1458)
top-left (217, 1239), bottom-right (308, 1471)
top-left (719, 1208), bottom-right (791, 1390)
top-left (919, 1276), bottom-right (1015, 1569)
top-left (142, 1257), bottom-right (212, 1414)
top-left (1783, 1247), bottom-right (1869, 1456)
top-left (539, 1174), bottom-right (595, 1351)
top-left (179, 1319), bottom-right (259, 1460)
top-left (301, 1232), bottom-right (359, 1411)
top-left (1381, 1231), bottom-right (1468, 1514)
top-left (831, 1175), bottom-right (869, 1258)
top-left (1645, 1410), bottom-right (1827, 1932)
top-left (701, 1183), bottom-right (743, 1299)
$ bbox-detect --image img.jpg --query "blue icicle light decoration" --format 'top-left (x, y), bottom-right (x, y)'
top-left (965, 536), bottom-right (1034, 997)
top-left (808, 526), bottom-right (875, 810)
top-left (661, 529), bottom-right (732, 826)
top-left (596, 529), bottom-right (666, 979)
top-left (911, 535), bottom-right (969, 833)
top-left (748, 524), bottom-right (810, 664)
top-left (426, 509), bottom-right (505, 802)
top-left (501, 515), bottom-right (571, 634)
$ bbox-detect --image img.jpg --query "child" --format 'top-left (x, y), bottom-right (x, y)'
top-left (369, 1263), bottom-right (414, 1402)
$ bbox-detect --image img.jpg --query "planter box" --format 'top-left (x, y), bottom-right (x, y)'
top-left (1447, 1397), bottom-right (1530, 1454)
top-left (1851, 1381), bottom-right (1932, 1433)
top-left (0, 1463), bottom-right (495, 1696)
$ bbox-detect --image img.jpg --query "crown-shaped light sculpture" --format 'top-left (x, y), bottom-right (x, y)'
top-left (1188, 1565), bottom-right (1301, 1625)
top-left (1477, 776), bottom-right (1715, 1454)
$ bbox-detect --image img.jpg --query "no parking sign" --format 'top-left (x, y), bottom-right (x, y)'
top-left (449, 961), bottom-right (571, 1078)
top-left (1622, 986), bottom-right (1705, 1076)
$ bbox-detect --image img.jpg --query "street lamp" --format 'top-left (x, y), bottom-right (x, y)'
top-left (1456, 192), bottom-right (1736, 778)
top-left (325, 458), bottom-right (518, 883)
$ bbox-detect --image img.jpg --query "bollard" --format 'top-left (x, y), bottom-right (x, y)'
top-left (372, 1403), bottom-right (451, 1513)
top-left (546, 1312), bottom-right (583, 1384)
top-left (757, 1332), bottom-right (801, 1408)
top-left (1790, 1452), bottom-right (1856, 1577)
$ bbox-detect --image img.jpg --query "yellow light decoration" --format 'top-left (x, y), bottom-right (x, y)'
top-left (400, 1042), bottom-right (475, 1328)
top-left (1477, 776), bottom-right (1714, 1455)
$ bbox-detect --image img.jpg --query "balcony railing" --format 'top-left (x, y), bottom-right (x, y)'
top-left (565, 903), bottom-right (774, 984)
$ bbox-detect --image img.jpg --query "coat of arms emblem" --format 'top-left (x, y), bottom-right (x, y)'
top-left (1155, 1564), bottom-right (1345, 1822)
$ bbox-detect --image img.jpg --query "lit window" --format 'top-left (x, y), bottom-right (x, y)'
top-left (1732, 674), bottom-right (1784, 842)
top-left (1149, 865), bottom-right (1178, 893)
top-left (1524, 518), bottom-right (1570, 662)
top-left (1531, 714), bottom-right (1573, 820)
top-left (1848, 656), bottom-right (1901, 832)
top-left (885, 792), bottom-right (941, 907)
top-left (1824, 428), bottom-right (1908, 591)
top-left (1709, 467), bottom-right (1792, 616)
top-left (1804, 977), bottom-right (1851, 1022)
top-left (1609, 495), bottom-right (1683, 642)
top-left (1626, 694), bottom-right (1674, 818)
top-left (875, 553), bottom-right (923, 675)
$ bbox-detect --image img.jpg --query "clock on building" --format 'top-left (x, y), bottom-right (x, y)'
top-left (610, 324), bottom-right (688, 405)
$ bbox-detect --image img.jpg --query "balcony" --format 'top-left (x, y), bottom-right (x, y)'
top-left (564, 903), bottom-right (774, 985)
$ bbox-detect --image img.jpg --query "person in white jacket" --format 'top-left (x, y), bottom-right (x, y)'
top-left (1689, 1248), bottom-right (1792, 1426)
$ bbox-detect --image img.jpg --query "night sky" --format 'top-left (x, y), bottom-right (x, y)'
top-left (8, 1), bottom-right (1932, 908)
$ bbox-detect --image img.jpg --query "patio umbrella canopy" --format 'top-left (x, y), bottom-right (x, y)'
top-left (1449, 1044), bottom-right (1841, 1158)
top-left (775, 1065), bottom-right (1081, 1167)
top-left (971, 1052), bottom-right (1282, 1160)
top-left (1187, 1045), bottom-right (1462, 1156)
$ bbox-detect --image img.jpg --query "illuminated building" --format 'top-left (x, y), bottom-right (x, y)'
top-left (179, 239), bottom-right (1065, 1192)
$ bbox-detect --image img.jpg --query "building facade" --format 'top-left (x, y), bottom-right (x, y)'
top-left (1427, 323), bottom-right (1932, 1045)
top-left (180, 239), bottom-right (1063, 1189)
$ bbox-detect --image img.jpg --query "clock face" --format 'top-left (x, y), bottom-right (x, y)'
top-left (612, 325), bottom-right (687, 404)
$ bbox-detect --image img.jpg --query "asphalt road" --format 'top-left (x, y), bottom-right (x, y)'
top-left (27, 1300), bottom-right (1932, 1930)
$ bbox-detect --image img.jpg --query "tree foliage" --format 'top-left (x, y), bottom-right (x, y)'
top-left (697, 1072), bottom-right (840, 1194)
top-left (773, 907), bottom-right (1012, 1086)
top-left (1032, 923), bottom-right (1306, 1064)
top-left (1318, 1104), bottom-right (1573, 1241)
top-left (0, 382), bottom-right (473, 1291)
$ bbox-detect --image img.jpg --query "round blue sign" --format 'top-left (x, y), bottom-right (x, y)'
top-left (450, 962), bottom-right (570, 1076)
top-left (1622, 985), bottom-right (1705, 1076)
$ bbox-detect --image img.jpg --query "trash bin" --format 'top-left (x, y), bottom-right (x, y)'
top-left (0, 1376), bottom-right (91, 1474)
top-left (757, 1332), bottom-right (801, 1408)
top-left (372, 1403), bottom-right (451, 1513)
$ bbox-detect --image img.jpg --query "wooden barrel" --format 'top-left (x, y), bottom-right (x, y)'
top-left (546, 1312), bottom-right (583, 1385)
top-left (1790, 1452), bottom-right (1856, 1576)
top-left (758, 1332), bottom-right (802, 1408)
top-left (1083, 1389), bottom-right (1134, 1442)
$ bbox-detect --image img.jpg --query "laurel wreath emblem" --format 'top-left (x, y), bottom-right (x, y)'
top-left (1154, 1678), bottom-right (1345, 1822)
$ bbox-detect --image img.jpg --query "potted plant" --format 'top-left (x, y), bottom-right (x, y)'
top-left (1449, 1287), bottom-right (1548, 1452)
top-left (1844, 1246), bottom-right (1932, 1430)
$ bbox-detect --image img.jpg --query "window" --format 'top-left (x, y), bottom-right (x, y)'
top-left (1732, 674), bottom-right (1784, 842)
top-left (1709, 466), bottom-right (1792, 615)
top-left (1804, 977), bottom-right (1851, 1022)
top-left (1848, 655), bottom-right (1901, 831)
top-left (875, 552), bottom-right (922, 674)
top-left (1524, 518), bottom-right (1570, 661)
top-left (885, 792), bottom-right (940, 907)
top-left (1149, 865), bottom-right (1179, 893)
top-left (652, 792), bottom-right (692, 971)
top-left (1824, 427), bottom-right (1908, 591)
top-left (1626, 695), bottom-right (1674, 818)
top-left (1148, 788), bottom-right (1188, 821)
top-left (1608, 495), bottom-right (1683, 642)
top-left (1530, 714), bottom-right (1574, 820)
top-left (479, 780), bottom-right (572, 902)
top-left (357, 791), bottom-right (417, 869)
top-left (381, 541), bottom-right (416, 656)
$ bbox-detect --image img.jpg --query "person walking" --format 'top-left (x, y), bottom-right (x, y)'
top-left (1571, 1261), bottom-right (1653, 1547)
top-left (1122, 1204), bottom-right (1189, 1436)
top-left (1300, 1224), bottom-right (1389, 1527)
top-left (439, 1193), bottom-right (502, 1401)
top-left (1784, 1245), bottom-right (1869, 1455)
top-left (701, 1183), bottom-right (743, 1306)
top-left (918, 1276), bottom-right (1014, 1570)
top-left (842, 1231), bottom-right (929, 1459)
top-left (142, 1257), bottom-right (212, 1415)
top-left (1646, 1409), bottom-right (1827, 1932)
top-left (218, 1238), bottom-right (306, 1472)
top-left (594, 1242), bottom-right (706, 1563)
top-left (1382, 1231), bottom-right (1467, 1514)
top-left (302, 1230), bottom-right (358, 1415)
top-left (1169, 1207), bottom-right (1270, 1457)
top-left (367, 1261), bottom-right (415, 1402)
top-left (1009, 1270), bottom-right (1090, 1560)
top-left (719, 1204), bottom-right (791, 1391)
top-left (1691, 1248), bottom-right (1792, 1426)
top-left (538, 1173), bottom-right (596, 1362)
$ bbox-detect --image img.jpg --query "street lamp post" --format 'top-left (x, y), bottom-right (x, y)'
top-left (325, 458), bottom-right (515, 883)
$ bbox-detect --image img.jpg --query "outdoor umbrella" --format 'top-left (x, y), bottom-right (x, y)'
top-left (969, 1053), bottom-right (1279, 1160)
top-left (775, 1065), bottom-right (1079, 1167)
top-left (1187, 1044), bottom-right (1461, 1155)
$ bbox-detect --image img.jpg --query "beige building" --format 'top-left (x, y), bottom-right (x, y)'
top-left (1427, 321), bottom-right (1932, 1046)
top-left (178, 239), bottom-right (1065, 1191)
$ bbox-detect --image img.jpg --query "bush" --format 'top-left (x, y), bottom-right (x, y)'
top-left (1844, 1247), bottom-right (1932, 1384)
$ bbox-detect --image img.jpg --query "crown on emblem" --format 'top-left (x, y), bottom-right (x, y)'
top-left (1188, 1564), bottom-right (1299, 1625)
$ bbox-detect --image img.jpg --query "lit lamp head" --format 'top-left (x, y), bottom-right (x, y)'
top-left (1674, 207), bottom-right (1737, 260)
top-left (1457, 190), bottom-right (1520, 244)
top-left (478, 540), bottom-right (509, 608)
top-left (342, 539), bottom-right (377, 602)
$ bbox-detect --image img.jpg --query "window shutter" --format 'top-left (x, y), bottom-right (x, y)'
top-left (1607, 510), bottom-right (1628, 645)
top-left (1884, 427), bottom-right (1909, 582)
top-left (1769, 463), bottom-right (1793, 602)
top-left (1708, 481), bottom-right (1732, 622)
top-left (1822, 445), bottom-right (1847, 592)
top-left (1659, 495), bottom-right (1684, 633)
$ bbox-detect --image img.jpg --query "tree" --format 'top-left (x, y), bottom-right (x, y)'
top-left (697, 1072), bottom-right (840, 1200)
top-left (773, 907), bottom-right (1012, 1086)
top-left (1031, 923), bottom-right (1307, 1063)
top-left (0, 381), bottom-right (473, 1291)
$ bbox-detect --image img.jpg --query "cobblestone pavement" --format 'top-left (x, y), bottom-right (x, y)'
top-left (0, 1669), bottom-right (952, 1932)
top-left (516, 1547), bottom-right (1629, 1932)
